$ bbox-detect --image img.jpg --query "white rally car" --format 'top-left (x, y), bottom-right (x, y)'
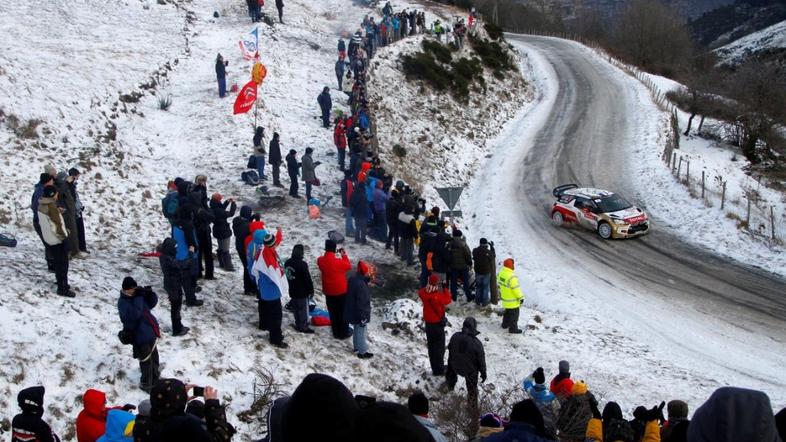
top-left (550, 184), bottom-right (650, 239)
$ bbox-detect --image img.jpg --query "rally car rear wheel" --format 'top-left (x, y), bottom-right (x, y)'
top-left (551, 211), bottom-right (564, 225)
top-left (597, 222), bottom-right (612, 239)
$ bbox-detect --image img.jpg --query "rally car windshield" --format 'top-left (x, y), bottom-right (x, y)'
top-left (595, 194), bottom-right (632, 213)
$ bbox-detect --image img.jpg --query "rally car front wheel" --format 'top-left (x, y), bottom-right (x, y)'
top-left (597, 222), bottom-right (612, 239)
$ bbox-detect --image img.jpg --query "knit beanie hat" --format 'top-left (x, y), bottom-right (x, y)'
top-left (533, 367), bottom-right (545, 385)
top-left (282, 374), bottom-right (359, 441)
top-left (357, 261), bottom-right (370, 276)
top-left (428, 274), bottom-right (440, 285)
top-left (264, 233), bottom-right (276, 247)
top-left (122, 277), bottom-right (137, 290)
top-left (453, 229), bottom-right (462, 237)
top-left (480, 238), bottom-right (488, 245)
top-left (572, 381), bottom-right (588, 395)
top-left (39, 173), bottom-right (53, 184)
top-left (559, 360), bottom-right (570, 375)
top-left (325, 239), bottom-right (337, 252)
top-left (510, 400), bottom-right (545, 432)
top-left (503, 258), bottom-right (514, 270)
top-left (667, 400), bottom-right (689, 420)
top-left (150, 379), bottom-right (188, 420)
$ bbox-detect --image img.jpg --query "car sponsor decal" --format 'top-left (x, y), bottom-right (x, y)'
top-left (624, 214), bottom-right (647, 225)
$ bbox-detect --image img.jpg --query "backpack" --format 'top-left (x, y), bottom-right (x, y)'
top-left (161, 193), bottom-right (179, 220)
top-left (247, 155), bottom-right (258, 169)
top-left (241, 170), bottom-right (260, 186)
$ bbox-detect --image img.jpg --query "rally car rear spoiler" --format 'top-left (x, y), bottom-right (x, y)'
top-left (552, 184), bottom-right (579, 198)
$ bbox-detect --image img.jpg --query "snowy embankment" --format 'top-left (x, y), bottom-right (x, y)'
top-left (0, 0), bottom-right (530, 439)
top-left (629, 70), bottom-right (786, 279)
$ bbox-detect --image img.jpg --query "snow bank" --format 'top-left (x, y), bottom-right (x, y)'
top-left (715, 19), bottom-right (786, 65)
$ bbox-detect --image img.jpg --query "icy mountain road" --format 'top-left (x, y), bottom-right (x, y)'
top-left (505, 36), bottom-right (786, 344)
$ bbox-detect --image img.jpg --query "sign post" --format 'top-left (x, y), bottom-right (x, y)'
top-left (436, 186), bottom-right (465, 224)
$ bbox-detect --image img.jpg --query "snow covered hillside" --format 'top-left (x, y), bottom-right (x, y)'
top-left (714, 19), bottom-right (786, 65)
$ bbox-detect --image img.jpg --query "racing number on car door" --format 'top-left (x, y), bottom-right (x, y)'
top-left (574, 198), bottom-right (598, 229)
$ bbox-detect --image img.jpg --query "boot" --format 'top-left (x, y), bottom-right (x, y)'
top-left (222, 251), bottom-right (235, 271)
top-left (216, 251), bottom-right (226, 269)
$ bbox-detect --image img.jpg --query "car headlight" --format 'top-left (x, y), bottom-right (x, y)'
top-left (612, 219), bottom-right (625, 225)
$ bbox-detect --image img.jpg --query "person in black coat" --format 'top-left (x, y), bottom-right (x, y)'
top-left (385, 189), bottom-right (402, 253)
top-left (275, 0), bottom-right (284, 23)
top-left (209, 194), bottom-right (237, 272)
top-left (133, 378), bottom-right (235, 442)
top-left (269, 132), bottom-right (283, 187)
top-left (285, 149), bottom-right (301, 198)
top-left (285, 244), bottom-right (315, 333)
top-left (317, 87), bottom-right (332, 128)
top-left (349, 180), bottom-right (369, 244)
top-left (233, 206), bottom-right (257, 296)
top-left (11, 386), bottom-right (60, 442)
top-left (118, 277), bottom-right (161, 392)
top-left (446, 317), bottom-right (486, 425)
top-left (158, 238), bottom-right (189, 337)
top-left (344, 261), bottom-right (373, 359)
top-left (190, 176), bottom-right (215, 279)
top-left (215, 53), bottom-right (228, 98)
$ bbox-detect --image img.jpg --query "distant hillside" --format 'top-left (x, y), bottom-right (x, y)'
top-left (714, 19), bottom-right (786, 65)
top-left (688, 0), bottom-right (786, 48)
top-left (524, 0), bottom-right (735, 21)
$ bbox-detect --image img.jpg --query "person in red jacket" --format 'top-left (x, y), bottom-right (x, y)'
top-left (549, 360), bottom-right (575, 404)
top-left (317, 239), bottom-right (352, 339)
top-left (76, 389), bottom-right (134, 442)
top-left (334, 117), bottom-right (347, 171)
top-left (419, 274), bottom-right (452, 376)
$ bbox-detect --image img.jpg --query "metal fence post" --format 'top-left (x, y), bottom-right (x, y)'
top-left (721, 182), bottom-right (727, 210)
top-left (701, 170), bottom-right (705, 199)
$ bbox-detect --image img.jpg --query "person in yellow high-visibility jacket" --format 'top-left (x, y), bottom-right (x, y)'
top-left (497, 258), bottom-right (524, 334)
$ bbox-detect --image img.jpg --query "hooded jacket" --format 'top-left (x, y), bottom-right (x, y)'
top-left (317, 251), bottom-right (352, 296)
top-left (687, 387), bottom-right (781, 442)
top-left (418, 281), bottom-right (451, 324)
top-left (12, 386), bottom-right (60, 442)
top-left (232, 206), bottom-right (253, 251)
top-left (472, 244), bottom-right (495, 275)
top-left (77, 389), bottom-right (113, 442)
top-left (37, 196), bottom-right (68, 245)
top-left (447, 237), bottom-right (472, 270)
top-left (447, 318), bottom-right (486, 378)
top-left (285, 246), bottom-right (314, 299)
top-left (97, 410), bottom-right (135, 442)
top-left (158, 238), bottom-right (184, 295)
top-left (344, 272), bottom-right (371, 325)
top-left (210, 199), bottom-right (236, 240)
top-left (117, 287), bottom-right (160, 346)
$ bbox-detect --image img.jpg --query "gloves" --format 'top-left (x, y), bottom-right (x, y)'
top-left (643, 402), bottom-right (666, 422)
top-left (122, 404), bottom-right (137, 411)
top-left (480, 373), bottom-right (487, 383)
top-left (589, 396), bottom-right (601, 419)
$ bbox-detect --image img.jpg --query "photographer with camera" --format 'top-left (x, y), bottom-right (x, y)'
top-left (117, 277), bottom-right (161, 393)
top-left (133, 379), bottom-right (235, 442)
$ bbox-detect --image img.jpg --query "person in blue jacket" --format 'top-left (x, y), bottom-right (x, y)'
top-left (118, 277), bottom-right (161, 393)
top-left (522, 367), bottom-right (560, 439)
top-left (172, 207), bottom-right (203, 307)
top-left (97, 409), bottom-right (135, 442)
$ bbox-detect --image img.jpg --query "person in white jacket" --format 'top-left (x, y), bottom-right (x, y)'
top-left (37, 185), bottom-right (74, 297)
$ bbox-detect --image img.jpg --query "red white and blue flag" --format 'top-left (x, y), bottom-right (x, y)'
top-left (252, 231), bottom-right (288, 299)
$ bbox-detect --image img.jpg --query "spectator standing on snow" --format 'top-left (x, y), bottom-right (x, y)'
top-left (349, 178), bottom-right (369, 244)
top-left (215, 53), bottom-right (228, 98)
top-left (317, 86), bottom-right (332, 128)
top-left (522, 367), bottom-right (560, 439)
top-left (419, 274), bottom-right (452, 376)
top-left (233, 206), bottom-right (257, 296)
top-left (550, 360), bottom-right (574, 403)
top-left (498, 258), bottom-right (524, 333)
top-left (38, 185), bottom-right (74, 297)
top-left (447, 230), bottom-right (473, 302)
top-left (317, 240), bottom-right (352, 339)
top-left (446, 317), bottom-right (486, 436)
top-left (285, 149), bottom-right (300, 198)
top-left (191, 175), bottom-right (215, 280)
top-left (67, 168), bottom-right (88, 254)
top-left (252, 230), bottom-right (289, 349)
top-left (341, 170), bottom-right (355, 236)
top-left (345, 261), bottom-right (374, 359)
top-left (117, 277), bottom-right (161, 393)
top-left (275, 0), bottom-right (284, 23)
top-left (158, 237), bottom-right (190, 337)
top-left (253, 126), bottom-right (267, 181)
top-left (398, 206), bottom-right (418, 266)
top-left (55, 171), bottom-right (79, 258)
top-left (285, 243), bottom-right (315, 334)
top-left (172, 206), bottom-right (204, 307)
top-left (408, 392), bottom-right (448, 442)
top-left (210, 193), bottom-right (237, 272)
top-left (269, 132), bottom-right (283, 187)
top-left (334, 117), bottom-right (348, 171)
top-left (472, 238), bottom-right (495, 306)
top-left (385, 188), bottom-right (402, 253)
top-left (11, 386), bottom-right (60, 442)
top-left (335, 58), bottom-right (345, 91)
top-left (301, 147), bottom-right (320, 203)
top-left (372, 180), bottom-right (389, 241)
top-left (32, 172), bottom-right (56, 271)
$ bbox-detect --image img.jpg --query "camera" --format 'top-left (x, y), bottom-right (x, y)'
top-left (192, 386), bottom-right (205, 397)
